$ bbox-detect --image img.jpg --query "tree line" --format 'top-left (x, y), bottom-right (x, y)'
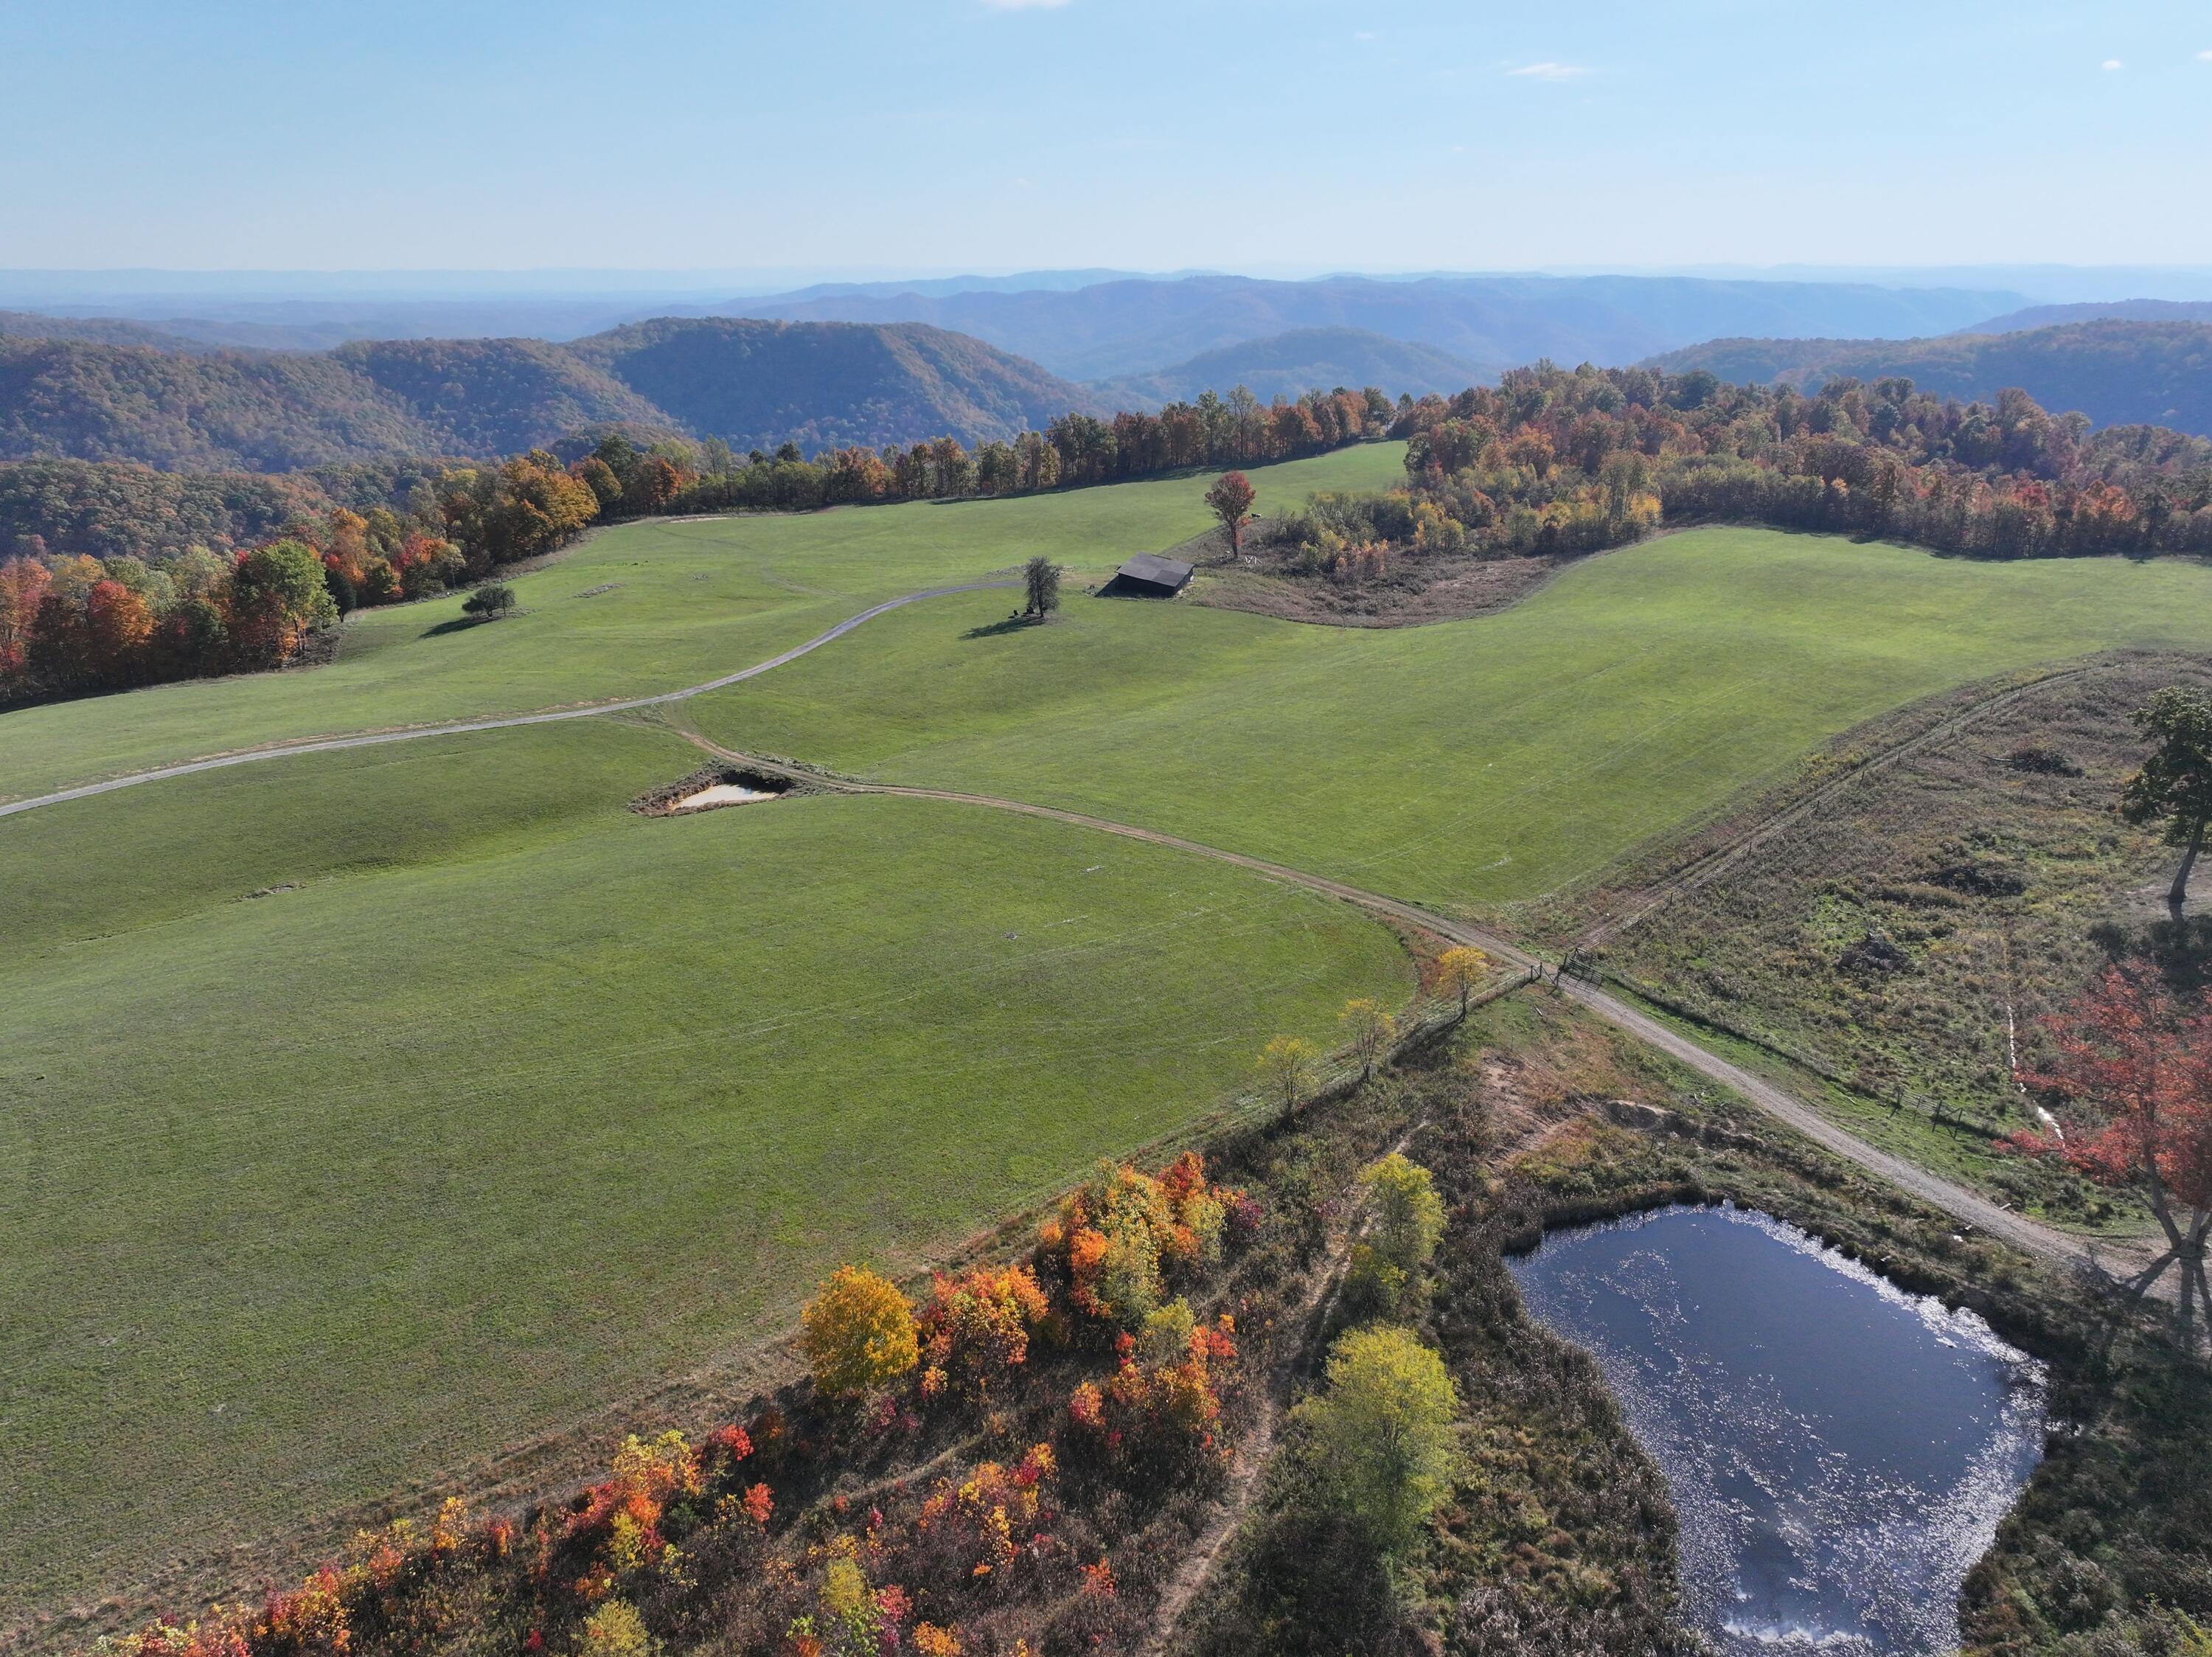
top-left (0, 386), bottom-right (1390, 705)
top-left (1355, 364), bottom-right (2212, 571)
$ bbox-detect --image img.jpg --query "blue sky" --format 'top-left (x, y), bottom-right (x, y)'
top-left (7, 0), bottom-right (2211, 272)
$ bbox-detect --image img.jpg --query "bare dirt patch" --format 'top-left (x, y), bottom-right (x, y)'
top-left (629, 764), bottom-right (806, 817)
top-left (1178, 518), bottom-right (1661, 628)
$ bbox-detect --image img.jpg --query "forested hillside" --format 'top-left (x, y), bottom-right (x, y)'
top-left (0, 319), bottom-right (1101, 472)
top-left (568, 317), bottom-right (1098, 456)
top-left (1645, 319), bottom-right (2212, 437)
top-left (0, 311), bottom-right (205, 350)
top-left (1092, 327), bottom-right (1486, 408)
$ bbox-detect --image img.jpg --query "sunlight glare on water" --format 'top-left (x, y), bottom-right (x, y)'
top-left (1508, 1205), bottom-right (2046, 1656)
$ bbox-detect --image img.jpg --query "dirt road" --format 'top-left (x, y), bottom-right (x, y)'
top-left (693, 738), bottom-right (2103, 1279)
top-left (0, 580), bottom-right (1020, 819)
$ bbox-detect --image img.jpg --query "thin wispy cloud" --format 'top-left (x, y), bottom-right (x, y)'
top-left (2198, 48), bottom-right (2212, 61)
top-left (1354, 30), bottom-right (1375, 41)
top-left (1508, 61), bottom-right (1588, 81)
top-left (2102, 58), bottom-right (2124, 70)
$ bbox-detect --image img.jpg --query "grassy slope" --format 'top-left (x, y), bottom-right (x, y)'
top-left (0, 445), bottom-right (1405, 802)
top-left (689, 529), bottom-right (2212, 914)
top-left (0, 718), bottom-right (1410, 1615)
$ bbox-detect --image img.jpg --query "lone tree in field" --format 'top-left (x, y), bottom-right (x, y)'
top-left (800, 1265), bottom-right (919, 1397)
top-left (463, 583), bottom-right (517, 621)
top-left (1022, 555), bottom-right (1062, 619)
top-left (2011, 965), bottom-right (2212, 1344)
top-left (1340, 997), bottom-right (1397, 1080)
top-left (2121, 686), bottom-right (2212, 916)
top-left (1205, 470), bottom-right (1256, 560)
top-left (1294, 1324), bottom-right (1459, 1554)
top-left (1435, 946), bottom-right (1490, 1018)
top-left (1258, 1034), bottom-right (1318, 1116)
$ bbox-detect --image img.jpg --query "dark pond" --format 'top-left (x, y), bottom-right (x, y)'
top-left (1508, 1204), bottom-right (2045, 1656)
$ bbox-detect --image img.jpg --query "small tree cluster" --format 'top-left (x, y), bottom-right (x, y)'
top-left (1040, 1153), bottom-right (1236, 1327)
top-left (1343, 1153), bottom-right (1447, 1319)
top-left (918, 1264), bottom-right (1048, 1397)
top-left (1068, 1298), bottom-right (1239, 1470)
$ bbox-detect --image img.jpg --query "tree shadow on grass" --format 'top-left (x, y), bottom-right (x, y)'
top-left (961, 614), bottom-right (1040, 640)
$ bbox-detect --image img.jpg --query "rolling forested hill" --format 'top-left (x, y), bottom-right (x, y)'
top-left (731, 271), bottom-right (2025, 380)
top-left (1091, 327), bottom-right (1486, 407)
top-left (1644, 319), bottom-right (2212, 437)
top-left (0, 319), bottom-right (1102, 471)
top-left (567, 316), bottom-right (1098, 456)
top-left (0, 310), bottom-right (207, 351)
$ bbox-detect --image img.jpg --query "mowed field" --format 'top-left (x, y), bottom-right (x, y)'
top-left (0, 445), bottom-right (1406, 802)
top-left (688, 528), bottom-right (2212, 914)
top-left (1, 719), bottom-right (1412, 1616)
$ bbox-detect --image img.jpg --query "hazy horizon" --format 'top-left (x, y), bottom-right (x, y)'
top-left (9, 1), bottom-right (2211, 273)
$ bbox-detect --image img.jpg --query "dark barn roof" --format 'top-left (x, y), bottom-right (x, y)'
top-left (1101, 552), bottom-right (1194, 598)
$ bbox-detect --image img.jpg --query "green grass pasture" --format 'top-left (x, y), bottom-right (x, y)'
top-left (689, 528), bottom-right (2212, 912)
top-left (0, 445), bottom-right (1405, 802)
top-left (0, 718), bottom-right (1409, 1613)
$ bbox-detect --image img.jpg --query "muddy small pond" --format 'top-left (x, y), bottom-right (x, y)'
top-left (1509, 1205), bottom-right (2046, 1656)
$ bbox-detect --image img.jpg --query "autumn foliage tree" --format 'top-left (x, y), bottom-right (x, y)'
top-left (1205, 471), bottom-right (1257, 560)
top-left (1434, 946), bottom-right (1490, 1018)
top-left (1339, 997), bottom-right (1397, 1080)
top-left (801, 1266), bottom-right (920, 1398)
top-left (1293, 1325), bottom-right (1460, 1554)
top-left (2011, 965), bottom-right (2212, 1342)
top-left (1257, 1035), bottom-right (1319, 1117)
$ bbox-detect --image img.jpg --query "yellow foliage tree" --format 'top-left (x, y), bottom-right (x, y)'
top-left (801, 1265), bottom-right (919, 1397)
top-left (1257, 1035), bottom-right (1319, 1116)
top-left (1434, 947), bottom-right (1489, 1018)
top-left (1339, 997), bottom-right (1397, 1080)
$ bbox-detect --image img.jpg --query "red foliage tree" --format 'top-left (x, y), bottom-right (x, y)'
top-left (2011, 964), bottom-right (2212, 1341)
top-left (1204, 471), bottom-right (1256, 560)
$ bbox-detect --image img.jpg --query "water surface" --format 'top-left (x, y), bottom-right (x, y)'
top-left (1508, 1204), bottom-right (2045, 1656)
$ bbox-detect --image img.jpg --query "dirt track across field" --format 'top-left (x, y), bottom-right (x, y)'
top-left (0, 581), bottom-right (1020, 819)
top-left (684, 734), bottom-right (2107, 1281)
top-left (5, 572), bottom-right (2117, 1274)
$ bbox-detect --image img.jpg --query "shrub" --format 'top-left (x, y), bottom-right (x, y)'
top-left (1041, 1156), bottom-right (1247, 1329)
top-left (580, 1599), bottom-right (655, 1657)
top-left (914, 1445), bottom-right (1057, 1580)
top-left (801, 1266), bottom-right (920, 1398)
top-left (919, 1264), bottom-right (1046, 1397)
top-left (1074, 1300), bottom-right (1239, 1469)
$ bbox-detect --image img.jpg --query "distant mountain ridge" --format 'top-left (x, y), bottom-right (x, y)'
top-left (1644, 319), bottom-right (2212, 437)
top-left (725, 272), bottom-right (2027, 381)
top-left (1963, 299), bottom-right (2212, 334)
top-left (0, 319), bottom-right (1102, 473)
top-left (1092, 327), bottom-right (1486, 408)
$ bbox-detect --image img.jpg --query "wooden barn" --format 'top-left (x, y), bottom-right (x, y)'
top-left (1100, 552), bottom-right (1195, 599)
